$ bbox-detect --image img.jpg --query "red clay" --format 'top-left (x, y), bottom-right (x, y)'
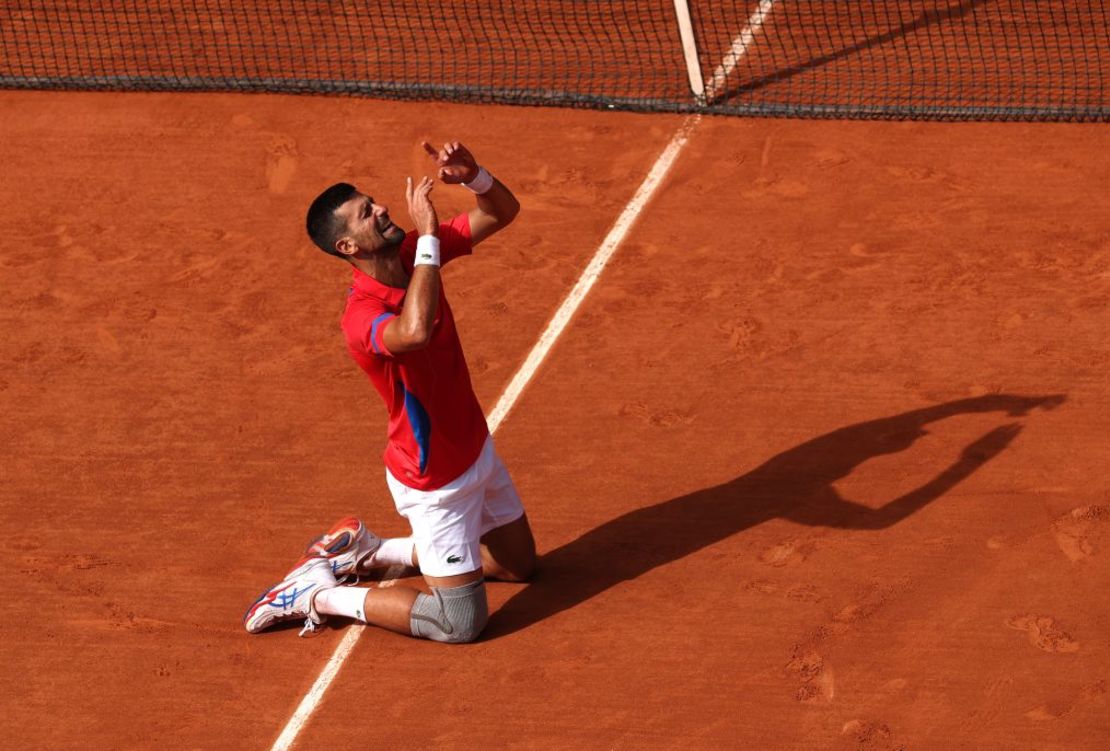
top-left (2, 91), bottom-right (1108, 749)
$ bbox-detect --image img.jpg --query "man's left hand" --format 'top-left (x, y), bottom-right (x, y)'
top-left (423, 141), bottom-right (479, 185)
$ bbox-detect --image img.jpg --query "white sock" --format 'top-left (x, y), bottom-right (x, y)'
top-left (314, 586), bottom-right (369, 623)
top-left (369, 537), bottom-right (415, 568)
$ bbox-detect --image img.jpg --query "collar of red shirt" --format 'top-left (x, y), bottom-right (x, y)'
top-left (351, 267), bottom-right (406, 307)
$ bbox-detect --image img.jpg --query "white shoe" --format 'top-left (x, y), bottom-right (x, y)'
top-left (244, 557), bottom-right (337, 636)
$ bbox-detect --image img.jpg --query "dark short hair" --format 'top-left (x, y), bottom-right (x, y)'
top-left (306, 182), bottom-right (358, 258)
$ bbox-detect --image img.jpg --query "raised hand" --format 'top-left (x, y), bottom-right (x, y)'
top-left (1002, 393), bottom-right (1066, 416)
top-left (423, 140), bottom-right (479, 184)
top-left (405, 175), bottom-right (438, 236)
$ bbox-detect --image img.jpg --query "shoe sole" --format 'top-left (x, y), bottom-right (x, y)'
top-left (304, 517), bottom-right (375, 577)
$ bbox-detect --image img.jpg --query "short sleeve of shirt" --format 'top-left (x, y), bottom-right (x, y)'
top-left (365, 310), bottom-right (398, 358)
top-left (400, 213), bottom-right (473, 272)
top-left (346, 301), bottom-right (399, 360)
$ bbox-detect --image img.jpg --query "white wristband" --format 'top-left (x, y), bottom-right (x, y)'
top-left (414, 235), bottom-right (441, 267)
top-left (463, 166), bottom-right (494, 194)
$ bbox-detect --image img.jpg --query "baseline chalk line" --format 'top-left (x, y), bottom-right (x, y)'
top-left (487, 114), bottom-right (701, 433)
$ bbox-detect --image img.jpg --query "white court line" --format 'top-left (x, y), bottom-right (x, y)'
top-left (270, 565), bottom-right (404, 751)
top-left (704, 0), bottom-right (777, 102)
top-left (487, 114), bottom-right (702, 433)
top-left (270, 114), bottom-right (701, 751)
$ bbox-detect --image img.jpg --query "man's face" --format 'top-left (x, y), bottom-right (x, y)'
top-left (335, 192), bottom-right (406, 256)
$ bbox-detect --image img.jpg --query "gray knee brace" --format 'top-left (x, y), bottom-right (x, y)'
top-left (410, 579), bottom-right (489, 644)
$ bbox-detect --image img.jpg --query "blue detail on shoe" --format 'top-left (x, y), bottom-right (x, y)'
top-left (370, 312), bottom-right (394, 354)
top-left (244, 579), bottom-right (316, 628)
top-left (403, 387), bottom-right (432, 474)
top-left (273, 583), bottom-right (316, 610)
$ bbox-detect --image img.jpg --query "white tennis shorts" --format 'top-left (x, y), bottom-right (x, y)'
top-left (386, 435), bottom-right (525, 578)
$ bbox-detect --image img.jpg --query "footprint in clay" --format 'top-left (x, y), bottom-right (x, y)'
top-left (1005, 614), bottom-right (1079, 653)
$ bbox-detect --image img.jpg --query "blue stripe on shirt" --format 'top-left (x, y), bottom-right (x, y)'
top-left (403, 387), bottom-right (432, 474)
top-left (370, 312), bottom-right (394, 354)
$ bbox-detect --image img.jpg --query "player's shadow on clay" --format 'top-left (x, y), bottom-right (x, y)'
top-left (487, 393), bottom-right (1064, 638)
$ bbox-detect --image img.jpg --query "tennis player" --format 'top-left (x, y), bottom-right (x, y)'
top-left (244, 141), bottom-right (535, 642)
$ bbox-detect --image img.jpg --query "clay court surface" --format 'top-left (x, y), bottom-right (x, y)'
top-left (2, 90), bottom-right (1109, 749)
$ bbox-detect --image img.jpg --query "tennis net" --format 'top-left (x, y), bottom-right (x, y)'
top-left (1, 1), bottom-right (1106, 121)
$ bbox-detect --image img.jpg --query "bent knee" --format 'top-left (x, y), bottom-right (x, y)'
top-left (440, 612), bottom-right (487, 644)
top-left (410, 580), bottom-right (489, 644)
top-left (434, 601), bottom-right (488, 644)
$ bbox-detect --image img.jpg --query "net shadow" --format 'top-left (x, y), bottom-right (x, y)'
top-left (708, 0), bottom-right (992, 105)
top-left (486, 392), bottom-right (1065, 639)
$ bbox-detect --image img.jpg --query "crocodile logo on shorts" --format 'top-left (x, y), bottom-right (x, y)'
top-left (446, 554), bottom-right (463, 564)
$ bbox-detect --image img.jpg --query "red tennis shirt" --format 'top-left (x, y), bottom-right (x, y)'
top-left (341, 213), bottom-right (489, 490)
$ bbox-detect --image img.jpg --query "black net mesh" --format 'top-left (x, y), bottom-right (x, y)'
top-left (696, 0), bottom-right (1108, 119)
top-left (1, 0), bottom-right (1106, 121)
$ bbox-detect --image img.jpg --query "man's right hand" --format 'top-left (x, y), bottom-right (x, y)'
top-left (385, 176), bottom-right (442, 354)
top-left (406, 175), bottom-right (439, 236)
